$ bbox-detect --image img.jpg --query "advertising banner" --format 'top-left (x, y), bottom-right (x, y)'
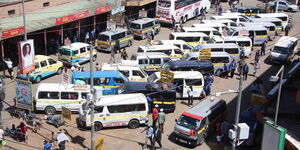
top-left (2, 27), bottom-right (25, 39)
top-left (56, 10), bottom-right (89, 25)
top-left (160, 70), bottom-right (174, 83)
top-left (95, 5), bottom-right (110, 15)
top-left (199, 49), bottom-right (211, 60)
top-left (15, 79), bottom-right (33, 111)
top-left (18, 39), bottom-right (35, 74)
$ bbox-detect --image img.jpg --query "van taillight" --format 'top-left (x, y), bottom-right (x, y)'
top-left (190, 129), bottom-right (196, 136)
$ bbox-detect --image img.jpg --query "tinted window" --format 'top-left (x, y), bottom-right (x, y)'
top-left (98, 34), bottom-right (110, 41)
top-left (38, 91), bottom-right (59, 99)
top-left (211, 57), bottom-right (229, 63)
top-left (74, 50), bottom-right (79, 55)
top-left (174, 49), bottom-right (183, 54)
top-left (61, 92), bottom-right (79, 100)
top-left (115, 78), bottom-right (125, 83)
top-left (35, 63), bottom-right (40, 69)
top-left (130, 23), bottom-right (141, 29)
top-left (133, 71), bottom-right (145, 78)
top-left (94, 78), bottom-right (110, 85)
top-left (186, 79), bottom-right (202, 86)
top-left (120, 70), bottom-right (129, 77)
top-left (237, 41), bottom-right (251, 47)
top-left (94, 106), bottom-right (104, 113)
top-left (81, 92), bottom-right (88, 99)
top-left (107, 104), bottom-right (146, 113)
top-left (80, 47), bottom-right (86, 53)
top-left (138, 59), bottom-right (148, 64)
top-left (150, 58), bottom-right (161, 64)
top-left (211, 48), bottom-right (224, 52)
top-left (225, 48), bottom-right (239, 54)
top-left (40, 60), bottom-right (47, 67)
top-left (142, 22), bottom-right (154, 29)
top-left (256, 30), bottom-right (267, 35)
top-left (48, 59), bottom-right (56, 65)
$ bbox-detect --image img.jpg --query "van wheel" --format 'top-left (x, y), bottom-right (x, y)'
top-left (35, 76), bottom-right (42, 83)
top-left (288, 8), bottom-right (293, 12)
top-left (92, 55), bottom-right (97, 62)
top-left (56, 67), bottom-right (63, 74)
top-left (197, 134), bottom-right (205, 146)
top-left (183, 15), bottom-right (188, 23)
top-left (94, 122), bottom-right (103, 131)
top-left (128, 40), bottom-right (132, 47)
top-left (215, 69), bottom-right (222, 76)
top-left (45, 106), bottom-right (56, 115)
top-left (194, 9), bottom-right (198, 17)
top-left (128, 119), bottom-right (140, 129)
top-left (180, 17), bottom-right (184, 24)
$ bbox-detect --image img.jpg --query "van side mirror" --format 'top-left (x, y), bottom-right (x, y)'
top-left (175, 119), bottom-right (178, 123)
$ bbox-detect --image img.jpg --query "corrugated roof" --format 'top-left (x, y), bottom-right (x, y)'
top-left (0, 0), bottom-right (116, 40)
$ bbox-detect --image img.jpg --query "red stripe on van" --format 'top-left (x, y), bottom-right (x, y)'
top-left (182, 112), bottom-right (204, 120)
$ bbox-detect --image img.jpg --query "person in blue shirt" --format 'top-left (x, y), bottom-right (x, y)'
top-left (43, 140), bottom-right (51, 150)
top-left (146, 95), bottom-right (153, 114)
top-left (229, 59), bottom-right (237, 78)
top-left (261, 40), bottom-right (266, 56)
top-left (242, 63), bottom-right (249, 80)
top-left (223, 62), bottom-right (229, 78)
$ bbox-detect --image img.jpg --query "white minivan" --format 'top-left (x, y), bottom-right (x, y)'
top-left (157, 40), bottom-right (195, 53)
top-left (137, 45), bottom-right (183, 60)
top-left (182, 27), bottom-right (222, 37)
top-left (77, 93), bottom-right (148, 130)
top-left (270, 36), bottom-right (298, 64)
top-left (223, 36), bottom-right (253, 56)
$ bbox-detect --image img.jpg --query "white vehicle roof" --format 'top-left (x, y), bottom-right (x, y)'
top-left (183, 27), bottom-right (217, 32)
top-left (231, 26), bottom-right (268, 31)
top-left (186, 99), bottom-right (225, 118)
top-left (257, 13), bottom-right (288, 18)
top-left (134, 52), bottom-right (169, 59)
top-left (221, 12), bottom-right (243, 16)
top-left (192, 23), bottom-right (226, 28)
top-left (213, 36), bottom-right (224, 42)
top-left (138, 44), bottom-right (180, 50)
top-left (158, 40), bottom-right (188, 45)
top-left (37, 83), bottom-right (91, 92)
top-left (170, 32), bottom-right (208, 37)
top-left (274, 36), bottom-right (298, 48)
top-left (153, 71), bottom-right (204, 79)
top-left (101, 63), bottom-right (141, 71)
top-left (186, 51), bottom-right (231, 58)
top-left (251, 17), bottom-right (282, 22)
top-left (131, 18), bottom-right (157, 24)
top-left (223, 36), bottom-right (251, 41)
top-left (211, 15), bottom-right (244, 20)
top-left (242, 22), bottom-right (276, 27)
top-left (95, 93), bottom-right (146, 106)
top-left (60, 42), bottom-right (89, 50)
top-left (202, 19), bottom-right (234, 24)
top-left (203, 43), bottom-right (240, 49)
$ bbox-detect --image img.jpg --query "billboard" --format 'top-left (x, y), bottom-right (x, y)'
top-left (18, 39), bottom-right (35, 74)
top-left (15, 79), bottom-right (33, 111)
top-left (261, 120), bottom-right (286, 150)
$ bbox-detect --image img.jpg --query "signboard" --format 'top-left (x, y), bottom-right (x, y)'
top-left (73, 85), bottom-right (89, 91)
top-left (18, 39), bottom-right (35, 74)
top-left (160, 70), bottom-right (174, 83)
top-left (95, 5), bottom-right (110, 15)
top-left (2, 27), bottom-right (25, 39)
top-left (56, 10), bottom-right (89, 25)
top-left (139, 9), bottom-right (147, 18)
top-left (15, 79), bottom-right (33, 111)
top-left (111, 6), bottom-right (125, 15)
top-left (199, 49), bottom-right (211, 60)
top-left (95, 136), bottom-right (104, 150)
top-left (261, 120), bottom-right (286, 150)
top-left (107, 20), bottom-right (116, 31)
top-left (62, 106), bottom-right (72, 121)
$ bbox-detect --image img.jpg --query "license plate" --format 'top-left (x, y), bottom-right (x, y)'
top-left (179, 139), bottom-right (187, 144)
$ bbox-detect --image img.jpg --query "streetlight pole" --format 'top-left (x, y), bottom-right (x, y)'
top-left (232, 77), bottom-right (243, 150)
top-left (274, 65), bottom-right (284, 126)
top-left (90, 48), bottom-right (96, 150)
top-left (275, 0), bottom-right (279, 13)
top-left (21, 0), bottom-right (27, 40)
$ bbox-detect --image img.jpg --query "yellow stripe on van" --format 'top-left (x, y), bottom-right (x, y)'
top-left (153, 101), bottom-right (175, 104)
top-left (276, 27), bottom-right (283, 30)
top-left (163, 101), bottom-right (175, 104)
top-left (282, 21), bottom-right (288, 23)
top-left (197, 125), bottom-right (208, 134)
top-left (130, 78), bottom-right (146, 81)
top-left (245, 46), bottom-right (252, 49)
top-left (269, 31), bottom-right (276, 33)
top-left (230, 54), bottom-right (240, 57)
top-left (213, 63), bottom-right (224, 66)
top-left (170, 55), bottom-right (184, 58)
top-left (103, 85), bottom-right (119, 88)
top-left (184, 86), bottom-right (203, 88)
top-left (245, 13), bottom-right (256, 16)
top-left (141, 26), bottom-right (161, 34)
top-left (153, 101), bottom-right (163, 104)
top-left (120, 36), bottom-right (133, 43)
top-left (255, 35), bottom-right (268, 38)
top-left (141, 66), bottom-right (161, 69)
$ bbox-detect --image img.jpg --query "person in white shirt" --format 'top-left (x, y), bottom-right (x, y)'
top-left (56, 129), bottom-right (69, 150)
top-left (4, 58), bottom-right (13, 79)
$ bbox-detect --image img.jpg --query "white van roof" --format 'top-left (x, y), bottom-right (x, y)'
top-left (153, 71), bottom-right (204, 79)
top-left (135, 52), bottom-right (169, 58)
top-left (223, 36), bottom-right (251, 41)
top-left (171, 32), bottom-right (208, 37)
top-left (231, 26), bottom-right (267, 31)
top-left (61, 42), bottom-right (89, 50)
top-left (203, 43), bottom-right (240, 49)
top-left (274, 36), bottom-right (298, 48)
top-left (202, 19), bottom-right (234, 24)
top-left (131, 18), bottom-right (157, 24)
top-left (257, 13), bottom-right (288, 18)
top-left (242, 22), bottom-right (276, 27)
top-left (186, 51), bottom-right (231, 58)
top-left (101, 63), bottom-right (141, 70)
top-left (211, 15), bottom-right (243, 20)
top-left (139, 44), bottom-right (180, 50)
top-left (185, 99), bottom-right (226, 119)
top-left (159, 40), bottom-right (188, 45)
top-left (95, 93), bottom-right (146, 106)
top-left (183, 27), bottom-right (217, 32)
top-left (251, 17), bottom-right (282, 22)
top-left (192, 23), bottom-right (226, 28)
top-left (37, 83), bottom-right (90, 92)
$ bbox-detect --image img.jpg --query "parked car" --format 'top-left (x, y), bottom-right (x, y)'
top-left (268, 0), bottom-right (299, 12)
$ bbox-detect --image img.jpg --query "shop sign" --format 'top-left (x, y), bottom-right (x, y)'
top-left (56, 10), bottom-right (90, 25)
top-left (139, 10), bottom-right (147, 18)
top-left (199, 49), bottom-right (211, 60)
top-left (111, 6), bottom-right (125, 15)
top-left (160, 70), bottom-right (174, 83)
top-left (2, 27), bottom-right (25, 39)
top-left (95, 5), bottom-right (110, 15)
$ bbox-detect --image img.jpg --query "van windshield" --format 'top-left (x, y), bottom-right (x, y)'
top-left (178, 115), bottom-right (201, 129)
top-left (227, 29), bottom-right (236, 36)
top-left (237, 41), bottom-right (251, 47)
top-left (225, 48), bottom-right (239, 54)
top-left (98, 34), bottom-right (110, 42)
top-left (181, 54), bottom-right (192, 61)
top-left (130, 23), bottom-right (141, 29)
top-left (272, 46), bottom-right (289, 54)
top-left (59, 48), bottom-right (71, 56)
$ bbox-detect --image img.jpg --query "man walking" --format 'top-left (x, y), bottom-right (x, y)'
top-left (261, 40), bottom-right (266, 56)
top-left (187, 85), bottom-right (193, 106)
top-left (253, 60), bottom-right (260, 77)
top-left (223, 61), bottom-right (229, 78)
top-left (242, 63), bottom-right (249, 80)
top-left (229, 59), bottom-right (237, 78)
top-left (121, 48), bottom-right (129, 60)
top-left (56, 129), bottom-right (69, 150)
top-left (152, 105), bottom-right (159, 126)
top-left (154, 125), bottom-right (162, 148)
top-left (110, 46), bottom-right (115, 63)
top-left (158, 109), bottom-right (165, 134)
top-left (141, 124), bottom-right (154, 149)
top-left (4, 58), bottom-right (13, 79)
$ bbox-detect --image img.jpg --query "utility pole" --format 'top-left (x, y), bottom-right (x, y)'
top-left (22, 0), bottom-right (27, 40)
top-left (275, 0), bottom-right (279, 13)
top-left (232, 77), bottom-right (243, 150)
top-left (274, 65), bottom-right (284, 126)
top-left (90, 47), bottom-right (95, 150)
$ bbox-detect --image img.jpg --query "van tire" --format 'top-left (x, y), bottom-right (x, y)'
top-left (35, 76), bottom-right (42, 83)
top-left (128, 119), bottom-right (140, 129)
top-left (184, 15), bottom-right (188, 23)
top-left (94, 122), bottom-right (103, 131)
top-left (180, 17), bottom-right (184, 24)
top-left (92, 55), bottom-right (97, 62)
top-left (288, 8), bottom-right (293, 12)
top-left (45, 106), bottom-right (56, 115)
top-left (197, 134), bottom-right (205, 146)
top-left (128, 40), bottom-right (132, 47)
top-left (56, 67), bottom-right (63, 74)
top-left (215, 69), bottom-right (222, 76)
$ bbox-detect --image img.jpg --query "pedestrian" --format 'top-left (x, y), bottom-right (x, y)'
top-left (242, 63), bottom-right (249, 80)
top-left (223, 61), bottom-right (229, 78)
top-left (146, 95), bottom-right (153, 114)
top-left (218, 5), bottom-right (222, 16)
top-left (253, 59), bottom-right (260, 77)
top-left (229, 0), bottom-right (232, 9)
top-left (95, 63), bottom-right (100, 71)
top-left (4, 58), bottom-right (13, 79)
top-left (17, 122), bottom-right (28, 141)
top-left (285, 24), bottom-right (290, 36)
top-left (261, 40), bottom-right (266, 56)
top-left (71, 65), bottom-right (75, 72)
top-left (72, 35), bottom-right (78, 43)
top-left (171, 15), bottom-right (175, 30)
top-left (200, 7), bottom-right (204, 21)
top-left (56, 129), bottom-right (69, 150)
top-left (152, 105), bottom-right (159, 126)
top-left (154, 125), bottom-right (162, 148)
top-left (141, 124), bottom-right (154, 149)
top-left (121, 48), bottom-right (129, 60)
top-left (44, 140), bottom-right (52, 150)
top-left (255, 50), bottom-right (260, 62)
top-left (110, 45), bottom-right (115, 63)
top-left (229, 59), bottom-right (237, 78)
top-left (85, 32), bottom-right (90, 43)
top-left (158, 109), bottom-right (165, 134)
top-left (205, 74), bottom-right (213, 95)
top-left (203, 7), bottom-right (207, 19)
top-left (187, 85), bottom-right (193, 106)
top-left (151, 27), bottom-right (155, 40)
top-left (91, 29), bottom-right (95, 45)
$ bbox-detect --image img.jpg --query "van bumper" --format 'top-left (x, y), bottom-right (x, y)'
top-left (174, 132), bottom-right (198, 146)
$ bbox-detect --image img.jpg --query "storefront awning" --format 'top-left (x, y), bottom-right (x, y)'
top-left (122, 0), bottom-right (156, 7)
top-left (0, 0), bottom-right (116, 40)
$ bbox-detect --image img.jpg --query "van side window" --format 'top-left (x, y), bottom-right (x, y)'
top-left (150, 58), bottom-right (161, 65)
top-left (87, 46), bottom-right (91, 51)
top-left (94, 106), bottom-right (104, 113)
top-left (38, 91), bottom-right (59, 99)
top-left (80, 47), bottom-right (86, 53)
top-left (199, 118), bottom-right (207, 129)
top-left (61, 92), bottom-right (79, 100)
top-left (202, 31), bottom-right (210, 35)
top-left (256, 30), bottom-right (267, 36)
top-left (186, 79), bottom-right (202, 86)
top-left (81, 92), bottom-right (88, 99)
top-left (138, 59), bottom-right (148, 64)
top-left (211, 57), bottom-right (229, 63)
top-left (35, 63), bottom-right (40, 69)
top-left (163, 50), bottom-right (172, 55)
top-left (133, 71), bottom-right (145, 78)
top-left (48, 59), bottom-right (56, 65)
top-left (74, 50), bottom-right (79, 55)
top-left (211, 48), bottom-right (223, 52)
top-left (120, 70), bottom-right (129, 77)
top-left (142, 22), bottom-right (153, 29)
top-left (174, 49), bottom-right (183, 54)
top-left (94, 78), bottom-right (110, 85)
top-left (183, 45), bottom-right (192, 50)
top-left (107, 104), bottom-right (146, 113)
top-left (40, 60), bottom-right (47, 67)
top-left (115, 78), bottom-right (125, 83)
top-left (164, 58), bottom-right (171, 63)
top-left (213, 31), bottom-right (221, 36)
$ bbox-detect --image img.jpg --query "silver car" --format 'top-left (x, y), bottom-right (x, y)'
top-left (269, 0), bottom-right (299, 12)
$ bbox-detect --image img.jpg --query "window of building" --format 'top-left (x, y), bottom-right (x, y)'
top-left (8, 10), bottom-right (15, 15)
top-left (43, 2), bottom-right (50, 7)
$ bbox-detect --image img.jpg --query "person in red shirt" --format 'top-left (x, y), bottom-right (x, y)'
top-left (152, 105), bottom-right (159, 126)
top-left (17, 122), bottom-right (28, 141)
